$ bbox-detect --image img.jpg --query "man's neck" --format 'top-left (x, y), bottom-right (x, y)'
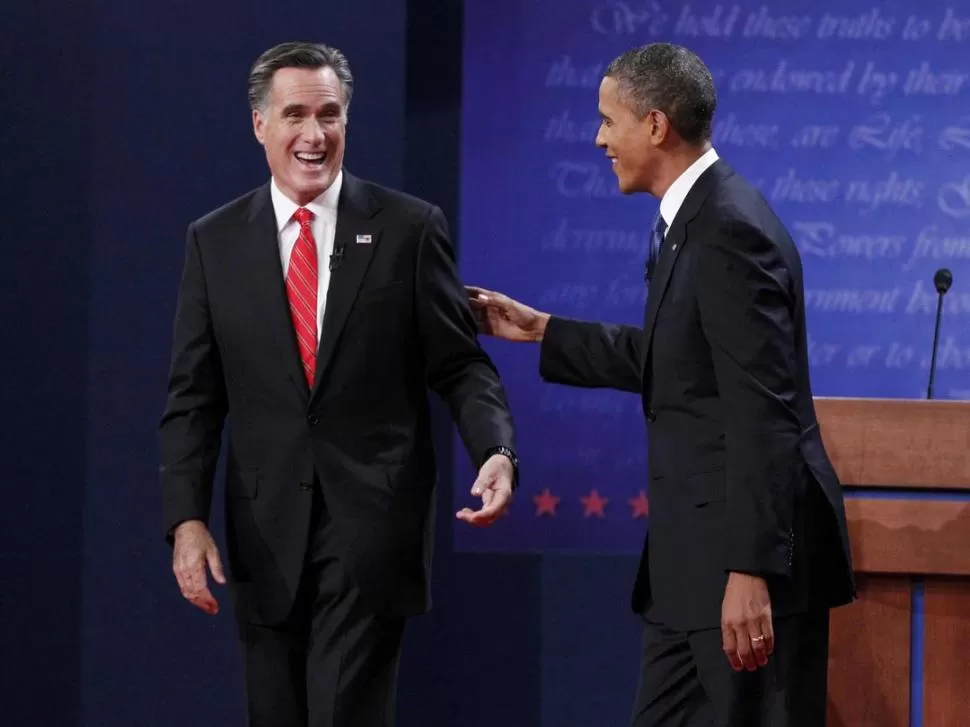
top-left (653, 142), bottom-right (712, 199)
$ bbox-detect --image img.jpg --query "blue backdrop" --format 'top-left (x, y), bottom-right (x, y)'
top-left (455, 0), bottom-right (970, 554)
top-left (4, 1), bottom-right (969, 726)
top-left (2, 2), bottom-right (546, 726)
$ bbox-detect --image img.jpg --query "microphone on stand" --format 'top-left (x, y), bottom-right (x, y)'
top-left (926, 268), bottom-right (953, 400)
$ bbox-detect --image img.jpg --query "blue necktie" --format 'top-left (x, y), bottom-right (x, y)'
top-left (651, 211), bottom-right (667, 258)
top-left (645, 212), bottom-right (668, 282)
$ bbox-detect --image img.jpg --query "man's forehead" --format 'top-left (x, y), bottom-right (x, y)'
top-left (270, 68), bottom-right (343, 101)
top-left (598, 78), bottom-right (620, 108)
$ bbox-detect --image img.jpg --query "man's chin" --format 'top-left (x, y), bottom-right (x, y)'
top-left (295, 166), bottom-right (333, 183)
top-left (291, 169), bottom-right (336, 198)
top-left (615, 175), bottom-right (644, 196)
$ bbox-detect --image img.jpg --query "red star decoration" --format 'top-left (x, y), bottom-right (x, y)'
top-left (629, 491), bottom-right (649, 519)
top-left (580, 489), bottom-right (608, 518)
top-left (533, 488), bottom-right (560, 517)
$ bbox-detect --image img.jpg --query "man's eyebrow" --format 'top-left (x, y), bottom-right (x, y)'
top-left (282, 101), bottom-right (342, 114)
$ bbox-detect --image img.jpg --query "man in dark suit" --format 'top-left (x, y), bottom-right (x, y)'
top-left (159, 41), bottom-right (518, 727)
top-left (468, 43), bottom-right (855, 726)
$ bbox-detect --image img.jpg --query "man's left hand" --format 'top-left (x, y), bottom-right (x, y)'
top-left (721, 572), bottom-right (774, 672)
top-left (456, 454), bottom-right (514, 526)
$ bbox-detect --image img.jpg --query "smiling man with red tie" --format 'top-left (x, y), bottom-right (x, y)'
top-left (158, 41), bottom-right (518, 727)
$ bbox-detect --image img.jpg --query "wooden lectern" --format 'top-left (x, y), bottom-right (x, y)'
top-left (816, 397), bottom-right (970, 726)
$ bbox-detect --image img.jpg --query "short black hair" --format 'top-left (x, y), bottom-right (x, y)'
top-left (604, 43), bottom-right (716, 144)
top-left (248, 42), bottom-right (353, 112)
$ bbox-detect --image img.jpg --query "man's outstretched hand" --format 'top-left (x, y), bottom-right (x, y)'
top-left (456, 453), bottom-right (515, 526)
top-left (466, 286), bottom-right (550, 343)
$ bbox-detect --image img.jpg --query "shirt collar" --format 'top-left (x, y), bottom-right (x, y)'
top-left (269, 169), bottom-right (343, 232)
top-left (658, 147), bottom-right (719, 230)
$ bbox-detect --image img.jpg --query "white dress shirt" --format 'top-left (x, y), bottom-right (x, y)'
top-left (270, 170), bottom-right (343, 339)
top-left (658, 147), bottom-right (720, 235)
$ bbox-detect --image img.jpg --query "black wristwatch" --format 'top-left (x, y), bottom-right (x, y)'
top-left (483, 445), bottom-right (519, 491)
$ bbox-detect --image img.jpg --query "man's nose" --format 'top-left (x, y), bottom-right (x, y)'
top-left (303, 119), bottom-right (327, 145)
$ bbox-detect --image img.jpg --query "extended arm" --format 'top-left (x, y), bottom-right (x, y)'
top-left (539, 317), bottom-right (644, 394)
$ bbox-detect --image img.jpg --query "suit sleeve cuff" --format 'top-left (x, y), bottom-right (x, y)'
top-left (538, 315), bottom-right (572, 381)
top-left (482, 446), bottom-right (519, 490)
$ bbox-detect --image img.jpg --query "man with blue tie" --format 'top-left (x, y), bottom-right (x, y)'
top-left (468, 42), bottom-right (855, 726)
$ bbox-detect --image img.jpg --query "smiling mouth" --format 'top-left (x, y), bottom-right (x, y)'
top-left (295, 151), bottom-right (327, 168)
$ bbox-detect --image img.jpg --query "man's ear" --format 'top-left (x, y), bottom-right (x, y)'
top-left (645, 109), bottom-right (670, 146)
top-left (253, 108), bottom-right (266, 145)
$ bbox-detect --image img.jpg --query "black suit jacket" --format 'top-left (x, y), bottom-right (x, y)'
top-left (159, 171), bottom-right (516, 624)
top-left (539, 160), bottom-right (855, 631)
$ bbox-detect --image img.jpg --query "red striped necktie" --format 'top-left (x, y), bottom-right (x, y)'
top-left (286, 207), bottom-right (318, 387)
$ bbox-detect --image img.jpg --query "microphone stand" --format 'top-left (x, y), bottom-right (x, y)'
top-left (926, 268), bottom-right (952, 400)
top-left (927, 293), bottom-right (944, 401)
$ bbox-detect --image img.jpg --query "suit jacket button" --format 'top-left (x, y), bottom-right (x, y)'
top-left (308, 414), bottom-right (320, 425)
top-left (299, 481), bottom-right (312, 491)
top-left (647, 410), bottom-right (656, 422)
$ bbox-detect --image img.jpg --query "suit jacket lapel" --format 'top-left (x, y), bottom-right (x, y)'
top-left (311, 172), bottom-right (383, 398)
top-left (642, 222), bottom-right (685, 351)
top-left (642, 160), bottom-right (732, 372)
top-left (242, 184), bottom-right (309, 400)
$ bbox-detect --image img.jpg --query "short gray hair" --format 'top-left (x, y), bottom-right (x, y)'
top-left (604, 43), bottom-right (716, 144)
top-left (248, 42), bottom-right (354, 112)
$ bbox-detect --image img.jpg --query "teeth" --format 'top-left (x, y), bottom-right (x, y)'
top-left (296, 152), bottom-right (325, 161)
